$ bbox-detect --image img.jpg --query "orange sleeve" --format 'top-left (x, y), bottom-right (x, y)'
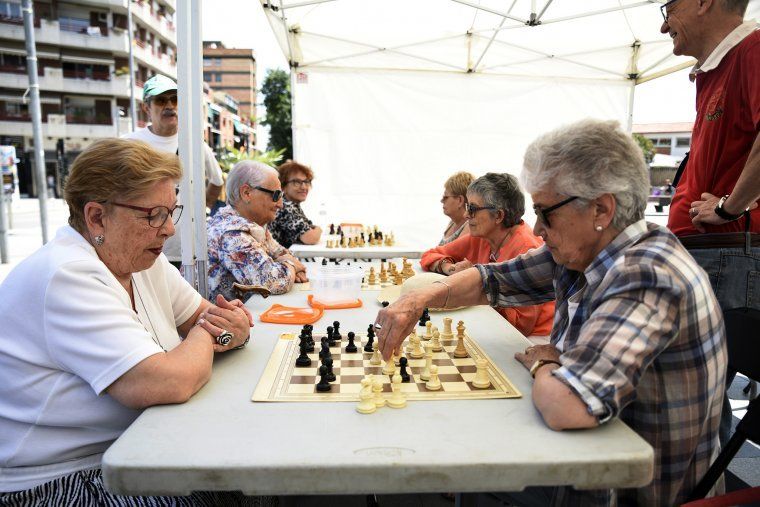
top-left (420, 234), bottom-right (475, 272)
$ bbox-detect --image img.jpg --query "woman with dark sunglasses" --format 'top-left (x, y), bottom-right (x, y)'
top-left (421, 172), bottom-right (555, 338)
top-left (207, 160), bottom-right (308, 301)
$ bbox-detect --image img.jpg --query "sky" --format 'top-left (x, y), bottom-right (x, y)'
top-left (202, 1), bottom-right (698, 150)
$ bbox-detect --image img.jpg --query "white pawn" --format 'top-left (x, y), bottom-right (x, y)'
top-left (420, 344), bottom-right (433, 381)
top-left (425, 364), bottom-right (441, 391)
top-left (409, 333), bottom-right (424, 359)
top-left (472, 358), bottom-right (491, 389)
top-left (373, 377), bottom-right (386, 408)
top-left (356, 378), bottom-right (377, 414)
top-left (393, 348), bottom-right (402, 366)
top-left (441, 317), bottom-right (454, 339)
top-left (383, 356), bottom-right (396, 376)
top-left (405, 329), bottom-right (417, 354)
top-left (370, 340), bottom-right (382, 365)
top-left (431, 329), bottom-right (443, 352)
top-left (422, 321), bottom-right (433, 341)
top-left (387, 374), bottom-right (407, 408)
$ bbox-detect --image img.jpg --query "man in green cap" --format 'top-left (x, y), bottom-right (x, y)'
top-left (122, 74), bottom-right (224, 268)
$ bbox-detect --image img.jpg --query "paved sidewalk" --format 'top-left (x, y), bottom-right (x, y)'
top-left (0, 196), bottom-right (70, 283)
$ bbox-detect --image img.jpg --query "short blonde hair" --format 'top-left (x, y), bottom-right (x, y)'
top-left (444, 171), bottom-right (475, 198)
top-left (64, 138), bottom-right (182, 233)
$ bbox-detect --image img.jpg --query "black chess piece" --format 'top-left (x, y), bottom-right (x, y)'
top-left (296, 339), bottom-right (311, 367)
top-left (319, 337), bottom-right (330, 360)
top-left (326, 326), bottom-right (336, 347)
top-left (324, 357), bottom-right (336, 382)
top-left (336, 225), bottom-right (343, 235)
top-left (363, 330), bottom-right (374, 353)
top-left (321, 258), bottom-right (328, 266)
top-left (346, 332), bottom-right (358, 353)
top-left (316, 365), bottom-right (332, 392)
top-left (418, 308), bottom-right (430, 326)
top-left (381, 301), bottom-right (390, 307)
top-left (306, 332), bottom-right (315, 353)
top-left (367, 324), bottom-right (375, 340)
top-left (329, 223), bottom-right (335, 235)
top-left (399, 357), bottom-right (410, 383)
top-left (332, 321), bottom-right (341, 340)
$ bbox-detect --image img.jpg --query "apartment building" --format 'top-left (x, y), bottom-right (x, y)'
top-left (0, 0), bottom-right (177, 196)
top-left (633, 122), bottom-right (693, 160)
top-left (202, 41), bottom-right (256, 149)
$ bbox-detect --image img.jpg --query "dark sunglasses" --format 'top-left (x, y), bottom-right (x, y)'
top-left (533, 196), bottom-right (579, 228)
top-left (466, 203), bottom-right (496, 215)
top-left (111, 202), bottom-right (183, 228)
top-left (254, 186), bottom-right (283, 202)
top-left (150, 94), bottom-right (178, 107)
top-left (660, 0), bottom-right (681, 21)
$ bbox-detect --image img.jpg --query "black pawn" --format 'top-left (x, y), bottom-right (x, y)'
top-left (324, 357), bottom-right (336, 382)
top-left (367, 324), bottom-right (375, 340)
top-left (363, 330), bottom-right (374, 353)
top-left (381, 301), bottom-right (390, 307)
top-left (332, 321), bottom-right (341, 340)
top-left (418, 308), bottom-right (430, 326)
top-left (399, 357), bottom-right (410, 383)
top-left (329, 223), bottom-right (335, 235)
top-left (316, 365), bottom-right (332, 392)
top-left (319, 337), bottom-right (331, 360)
top-left (326, 326), bottom-right (336, 346)
top-left (296, 340), bottom-right (311, 367)
top-left (346, 332), bottom-right (358, 353)
top-left (321, 258), bottom-right (328, 266)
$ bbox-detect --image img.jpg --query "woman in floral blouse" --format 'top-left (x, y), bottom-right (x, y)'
top-left (269, 161), bottom-right (322, 248)
top-left (207, 161), bottom-right (308, 300)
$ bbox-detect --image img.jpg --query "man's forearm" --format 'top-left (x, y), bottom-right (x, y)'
top-left (433, 267), bottom-right (490, 308)
top-left (724, 133), bottom-right (760, 215)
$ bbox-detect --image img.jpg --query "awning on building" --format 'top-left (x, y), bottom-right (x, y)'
top-left (233, 120), bottom-right (249, 135)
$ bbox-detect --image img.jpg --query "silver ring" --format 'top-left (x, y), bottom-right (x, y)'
top-left (373, 323), bottom-right (382, 330)
top-left (216, 330), bottom-right (233, 346)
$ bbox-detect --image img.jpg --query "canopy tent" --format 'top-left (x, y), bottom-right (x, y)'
top-left (261, 0), bottom-right (759, 245)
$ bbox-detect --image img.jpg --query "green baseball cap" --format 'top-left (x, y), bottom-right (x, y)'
top-left (143, 74), bottom-right (177, 101)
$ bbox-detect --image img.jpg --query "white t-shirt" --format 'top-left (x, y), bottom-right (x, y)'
top-left (0, 226), bottom-right (201, 491)
top-left (121, 127), bottom-right (224, 261)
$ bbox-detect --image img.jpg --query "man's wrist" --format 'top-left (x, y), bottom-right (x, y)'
top-left (715, 195), bottom-right (747, 221)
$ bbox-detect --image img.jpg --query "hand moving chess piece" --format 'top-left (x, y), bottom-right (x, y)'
top-left (387, 374), bottom-right (407, 408)
top-left (472, 358), bottom-right (491, 389)
top-left (425, 364), bottom-right (441, 391)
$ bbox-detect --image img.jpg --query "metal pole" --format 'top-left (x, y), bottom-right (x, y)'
top-left (0, 182), bottom-right (8, 263)
top-left (22, 0), bottom-right (49, 244)
top-left (127, 0), bottom-right (138, 131)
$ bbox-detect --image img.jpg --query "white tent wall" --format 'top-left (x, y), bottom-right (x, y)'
top-left (295, 68), bottom-right (631, 246)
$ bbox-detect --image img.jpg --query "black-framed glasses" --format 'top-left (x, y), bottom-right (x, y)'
top-left (533, 196), bottom-right (579, 228)
top-left (660, 0), bottom-right (681, 21)
top-left (466, 203), bottom-right (496, 215)
top-left (111, 202), bottom-right (183, 228)
top-left (286, 178), bottom-right (312, 188)
top-left (150, 94), bottom-right (178, 107)
top-left (254, 186), bottom-right (283, 202)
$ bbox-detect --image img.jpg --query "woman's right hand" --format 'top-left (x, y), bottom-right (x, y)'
top-left (197, 295), bottom-right (253, 352)
top-left (450, 259), bottom-right (473, 274)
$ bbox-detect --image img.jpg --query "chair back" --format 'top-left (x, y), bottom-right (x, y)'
top-left (723, 308), bottom-right (760, 383)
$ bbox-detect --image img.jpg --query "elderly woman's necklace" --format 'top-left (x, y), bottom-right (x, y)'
top-left (132, 276), bottom-right (166, 351)
top-left (489, 229), bottom-right (513, 262)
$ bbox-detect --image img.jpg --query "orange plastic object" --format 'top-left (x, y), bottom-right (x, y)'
top-left (259, 304), bottom-right (324, 324)
top-left (308, 295), bottom-right (363, 310)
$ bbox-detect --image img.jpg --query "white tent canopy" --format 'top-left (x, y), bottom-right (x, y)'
top-left (261, 0), bottom-right (759, 245)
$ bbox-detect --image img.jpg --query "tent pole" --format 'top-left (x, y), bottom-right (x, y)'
top-left (626, 80), bottom-right (636, 133)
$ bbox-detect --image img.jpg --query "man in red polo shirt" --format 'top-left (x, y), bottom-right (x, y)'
top-left (661, 0), bottom-right (759, 445)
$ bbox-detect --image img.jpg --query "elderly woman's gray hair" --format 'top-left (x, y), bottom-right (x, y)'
top-left (226, 160), bottom-right (280, 207)
top-left (468, 172), bottom-right (525, 228)
top-left (521, 119), bottom-right (649, 231)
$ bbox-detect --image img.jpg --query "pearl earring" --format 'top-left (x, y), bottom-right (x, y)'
top-left (95, 235), bottom-right (105, 246)
top-left (595, 225), bottom-right (603, 232)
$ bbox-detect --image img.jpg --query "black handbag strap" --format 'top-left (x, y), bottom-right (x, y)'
top-left (672, 151), bottom-right (689, 188)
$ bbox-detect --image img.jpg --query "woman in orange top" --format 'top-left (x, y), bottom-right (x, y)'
top-left (421, 173), bottom-right (555, 337)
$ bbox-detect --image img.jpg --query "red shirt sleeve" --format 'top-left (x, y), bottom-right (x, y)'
top-left (420, 233), bottom-right (474, 271)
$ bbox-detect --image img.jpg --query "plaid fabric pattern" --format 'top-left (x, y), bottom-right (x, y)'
top-left (477, 220), bottom-right (727, 506)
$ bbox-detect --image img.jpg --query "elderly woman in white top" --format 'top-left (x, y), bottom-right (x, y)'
top-left (207, 160), bottom-right (308, 301)
top-left (0, 139), bottom-right (254, 505)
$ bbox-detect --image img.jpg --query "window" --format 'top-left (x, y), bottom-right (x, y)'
top-left (0, 1), bottom-right (22, 20)
top-left (215, 73), bottom-right (222, 82)
top-left (203, 72), bottom-right (211, 82)
top-left (203, 58), bottom-right (212, 67)
top-left (676, 137), bottom-right (690, 147)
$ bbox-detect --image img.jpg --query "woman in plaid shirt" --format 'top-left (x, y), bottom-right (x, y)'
top-left (374, 119), bottom-right (727, 506)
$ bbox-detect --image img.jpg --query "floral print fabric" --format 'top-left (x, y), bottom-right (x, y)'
top-left (269, 198), bottom-right (316, 249)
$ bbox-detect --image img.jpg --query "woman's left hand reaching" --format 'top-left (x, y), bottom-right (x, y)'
top-left (197, 295), bottom-right (253, 352)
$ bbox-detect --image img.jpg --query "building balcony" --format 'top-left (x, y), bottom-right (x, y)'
top-left (1, 18), bottom-right (130, 53)
top-left (0, 114), bottom-right (117, 139)
top-left (131, 1), bottom-right (176, 44)
top-left (0, 68), bottom-right (137, 99)
top-left (132, 41), bottom-right (176, 79)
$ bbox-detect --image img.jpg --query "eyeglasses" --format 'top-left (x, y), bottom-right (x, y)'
top-left (465, 203), bottom-right (496, 215)
top-left (440, 194), bottom-right (456, 203)
top-left (533, 196), bottom-right (579, 228)
top-left (254, 185), bottom-right (283, 202)
top-left (111, 202), bottom-right (183, 228)
top-left (150, 94), bottom-right (178, 107)
top-left (286, 179), bottom-right (312, 188)
top-left (660, 0), bottom-right (681, 21)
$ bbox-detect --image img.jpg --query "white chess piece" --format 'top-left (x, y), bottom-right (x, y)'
top-left (431, 329), bottom-right (443, 352)
top-left (383, 357), bottom-right (396, 376)
top-left (409, 333), bottom-right (424, 359)
top-left (372, 377), bottom-right (386, 407)
top-left (425, 364), bottom-right (441, 391)
top-left (423, 321), bottom-right (433, 341)
top-left (472, 358), bottom-right (491, 389)
top-left (393, 348), bottom-right (402, 366)
top-left (387, 374), bottom-right (407, 408)
top-left (405, 328), bottom-right (417, 354)
top-left (370, 340), bottom-right (382, 365)
top-left (356, 378), bottom-right (377, 414)
top-left (453, 320), bottom-right (468, 358)
top-left (420, 344), bottom-right (433, 381)
top-left (441, 317), bottom-right (454, 339)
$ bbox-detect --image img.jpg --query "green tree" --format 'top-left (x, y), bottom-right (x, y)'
top-left (218, 146), bottom-right (286, 173)
top-left (261, 69), bottom-right (292, 160)
top-left (633, 134), bottom-right (655, 164)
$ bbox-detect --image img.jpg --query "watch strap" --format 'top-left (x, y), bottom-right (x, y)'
top-left (714, 195), bottom-right (745, 222)
top-left (530, 359), bottom-right (562, 378)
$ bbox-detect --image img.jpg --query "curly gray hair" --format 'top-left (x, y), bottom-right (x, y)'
top-left (468, 172), bottom-right (525, 228)
top-left (226, 160), bottom-right (279, 207)
top-left (521, 119), bottom-right (649, 231)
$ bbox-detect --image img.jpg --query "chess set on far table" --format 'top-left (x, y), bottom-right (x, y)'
top-left (252, 313), bottom-right (521, 408)
top-left (324, 223), bottom-right (395, 249)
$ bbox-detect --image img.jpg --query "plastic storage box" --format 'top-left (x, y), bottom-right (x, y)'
top-left (308, 264), bottom-right (363, 305)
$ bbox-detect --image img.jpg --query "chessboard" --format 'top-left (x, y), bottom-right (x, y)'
top-left (252, 321), bottom-right (521, 402)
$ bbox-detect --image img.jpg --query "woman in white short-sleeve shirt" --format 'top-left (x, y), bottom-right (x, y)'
top-left (0, 139), bottom-right (254, 505)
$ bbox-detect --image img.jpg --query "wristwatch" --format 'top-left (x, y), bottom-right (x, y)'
top-left (530, 359), bottom-right (561, 378)
top-left (714, 195), bottom-right (746, 222)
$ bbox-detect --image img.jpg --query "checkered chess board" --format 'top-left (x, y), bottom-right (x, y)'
top-left (252, 330), bottom-right (521, 402)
